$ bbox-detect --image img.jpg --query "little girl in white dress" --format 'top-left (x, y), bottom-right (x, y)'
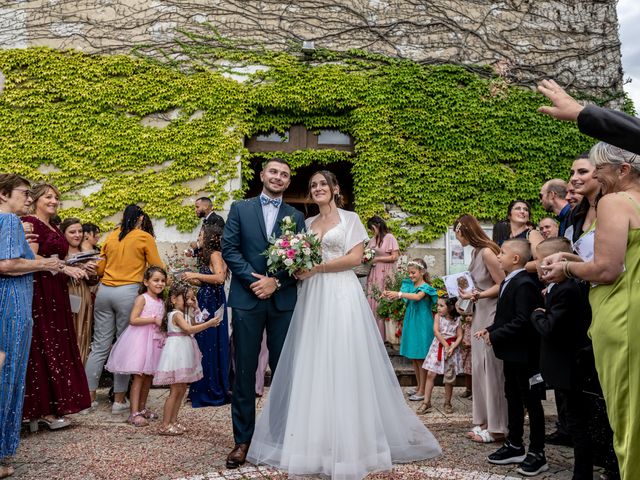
top-left (153, 283), bottom-right (221, 435)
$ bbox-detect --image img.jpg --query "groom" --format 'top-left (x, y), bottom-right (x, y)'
top-left (222, 158), bottom-right (305, 468)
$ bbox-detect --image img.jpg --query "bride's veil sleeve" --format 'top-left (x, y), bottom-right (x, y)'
top-left (344, 210), bottom-right (369, 253)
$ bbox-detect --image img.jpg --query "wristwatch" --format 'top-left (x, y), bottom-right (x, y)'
top-left (274, 277), bottom-right (282, 290)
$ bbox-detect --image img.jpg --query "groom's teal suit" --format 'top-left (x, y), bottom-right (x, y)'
top-left (222, 196), bottom-right (304, 444)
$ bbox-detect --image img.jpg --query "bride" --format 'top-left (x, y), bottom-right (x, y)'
top-left (247, 170), bottom-right (441, 479)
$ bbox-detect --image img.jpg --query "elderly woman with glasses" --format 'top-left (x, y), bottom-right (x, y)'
top-left (0, 175), bottom-right (64, 478)
top-left (542, 143), bottom-right (640, 479)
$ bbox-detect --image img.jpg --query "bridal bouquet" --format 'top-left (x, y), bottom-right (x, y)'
top-left (362, 247), bottom-right (376, 263)
top-left (354, 247), bottom-right (376, 277)
top-left (263, 216), bottom-right (322, 276)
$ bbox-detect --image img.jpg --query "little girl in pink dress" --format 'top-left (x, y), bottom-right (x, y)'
top-left (106, 266), bottom-right (167, 426)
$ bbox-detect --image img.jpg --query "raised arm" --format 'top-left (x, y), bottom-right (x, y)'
top-left (173, 310), bottom-right (222, 335)
top-left (538, 79), bottom-right (640, 155)
top-left (183, 252), bottom-right (227, 285)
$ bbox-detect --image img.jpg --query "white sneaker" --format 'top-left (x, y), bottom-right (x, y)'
top-left (79, 400), bottom-right (98, 415)
top-left (111, 399), bottom-right (130, 414)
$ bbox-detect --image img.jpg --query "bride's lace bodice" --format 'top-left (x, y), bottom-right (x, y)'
top-left (318, 223), bottom-right (346, 262)
top-left (305, 209), bottom-right (368, 264)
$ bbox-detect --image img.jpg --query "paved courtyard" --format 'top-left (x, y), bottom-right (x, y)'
top-left (12, 387), bottom-right (602, 479)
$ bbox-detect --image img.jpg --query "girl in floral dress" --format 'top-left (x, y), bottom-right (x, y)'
top-left (419, 296), bottom-right (463, 414)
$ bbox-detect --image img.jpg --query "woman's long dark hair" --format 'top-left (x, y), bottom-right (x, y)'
top-left (141, 213), bottom-right (155, 238)
top-left (119, 204), bottom-right (144, 241)
top-left (367, 215), bottom-right (390, 248)
top-left (199, 224), bottom-right (227, 276)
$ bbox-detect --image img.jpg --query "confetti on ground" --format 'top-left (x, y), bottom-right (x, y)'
top-left (11, 387), bottom-right (603, 479)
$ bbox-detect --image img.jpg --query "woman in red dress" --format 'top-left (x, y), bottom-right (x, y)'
top-left (22, 183), bottom-right (91, 430)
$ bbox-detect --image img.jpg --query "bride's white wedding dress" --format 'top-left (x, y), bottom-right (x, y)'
top-left (247, 209), bottom-right (441, 479)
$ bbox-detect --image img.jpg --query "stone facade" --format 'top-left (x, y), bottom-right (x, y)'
top-left (0, 0), bottom-right (623, 94)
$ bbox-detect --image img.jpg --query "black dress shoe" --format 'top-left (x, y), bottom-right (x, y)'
top-left (545, 430), bottom-right (573, 447)
top-left (226, 443), bottom-right (250, 469)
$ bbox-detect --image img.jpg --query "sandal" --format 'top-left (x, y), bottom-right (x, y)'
top-left (127, 412), bottom-right (149, 427)
top-left (416, 403), bottom-right (432, 415)
top-left (443, 404), bottom-right (454, 414)
top-left (174, 422), bottom-right (187, 433)
top-left (469, 429), bottom-right (497, 443)
top-left (465, 425), bottom-right (483, 439)
top-left (459, 389), bottom-right (472, 398)
top-left (406, 388), bottom-right (417, 396)
top-left (0, 465), bottom-right (15, 479)
top-left (37, 416), bottom-right (71, 431)
top-left (140, 408), bottom-right (158, 420)
top-left (159, 424), bottom-right (183, 436)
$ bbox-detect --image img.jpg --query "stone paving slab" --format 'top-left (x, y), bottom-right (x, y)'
top-left (11, 387), bottom-right (603, 479)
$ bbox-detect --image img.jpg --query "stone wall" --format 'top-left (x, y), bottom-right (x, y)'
top-left (0, 0), bottom-right (623, 95)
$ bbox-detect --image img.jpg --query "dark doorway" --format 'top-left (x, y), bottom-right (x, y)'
top-left (244, 159), bottom-right (354, 218)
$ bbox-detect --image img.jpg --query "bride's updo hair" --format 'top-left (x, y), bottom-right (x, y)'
top-left (308, 170), bottom-right (344, 208)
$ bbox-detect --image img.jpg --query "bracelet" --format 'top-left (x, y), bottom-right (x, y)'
top-left (397, 291), bottom-right (402, 299)
top-left (274, 278), bottom-right (282, 290)
top-left (562, 259), bottom-right (575, 279)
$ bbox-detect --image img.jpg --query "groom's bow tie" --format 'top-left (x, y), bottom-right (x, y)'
top-left (260, 194), bottom-right (282, 208)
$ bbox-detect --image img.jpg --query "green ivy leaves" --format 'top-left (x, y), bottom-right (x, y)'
top-left (0, 43), bottom-right (618, 242)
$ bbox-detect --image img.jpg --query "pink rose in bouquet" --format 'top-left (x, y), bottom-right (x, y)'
top-left (263, 216), bottom-right (322, 275)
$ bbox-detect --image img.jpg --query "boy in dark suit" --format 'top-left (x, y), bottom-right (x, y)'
top-left (475, 238), bottom-right (546, 476)
top-left (532, 237), bottom-right (593, 479)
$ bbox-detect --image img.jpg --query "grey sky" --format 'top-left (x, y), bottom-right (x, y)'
top-left (619, 0), bottom-right (640, 111)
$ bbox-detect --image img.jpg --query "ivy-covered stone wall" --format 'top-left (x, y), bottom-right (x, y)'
top-left (0, 45), bottom-right (599, 245)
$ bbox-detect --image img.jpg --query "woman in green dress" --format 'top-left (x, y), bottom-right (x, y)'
top-left (542, 142), bottom-right (640, 480)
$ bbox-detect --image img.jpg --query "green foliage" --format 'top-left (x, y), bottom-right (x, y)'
top-left (0, 41), bottom-right (602, 239)
top-left (0, 48), bottom-right (246, 231)
top-left (371, 268), bottom-right (408, 324)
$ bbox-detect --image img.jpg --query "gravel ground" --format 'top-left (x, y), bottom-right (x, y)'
top-left (11, 387), bottom-right (602, 479)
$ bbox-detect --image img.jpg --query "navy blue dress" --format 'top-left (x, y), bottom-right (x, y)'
top-left (188, 265), bottom-right (230, 407)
